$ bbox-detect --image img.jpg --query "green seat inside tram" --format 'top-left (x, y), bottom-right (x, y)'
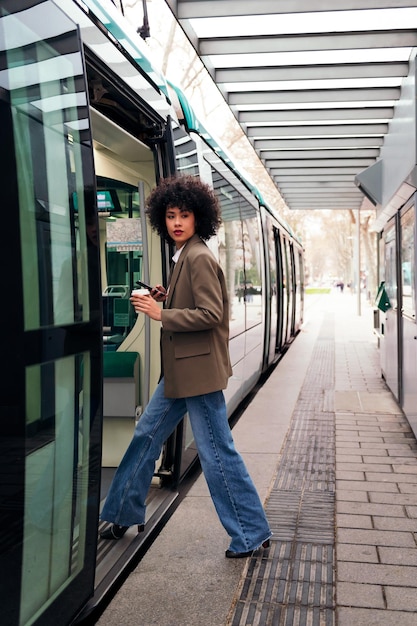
top-left (102, 351), bottom-right (141, 466)
top-left (103, 350), bottom-right (139, 379)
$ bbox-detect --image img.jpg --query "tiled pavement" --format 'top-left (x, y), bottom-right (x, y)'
top-left (334, 298), bottom-right (417, 625)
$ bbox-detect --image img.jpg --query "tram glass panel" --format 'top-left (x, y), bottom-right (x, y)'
top-left (400, 204), bottom-right (417, 430)
top-left (97, 179), bottom-right (142, 349)
top-left (298, 250), bottom-right (305, 323)
top-left (3, 3), bottom-right (100, 623)
top-left (266, 216), bottom-right (278, 361)
top-left (281, 235), bottom-right (290, 343)
top-left (385, 224), bottom-right (398, 309)
top-left (212, 172), bottom-right (245, 340)
top-left (24, 355), bottom-right (90, 611)
top-left (241, 203), bottom-right (262, 347)
top-left (401, 206), bottom-right (415, 319)
top-left (383, 222), bottom-right (399, 398)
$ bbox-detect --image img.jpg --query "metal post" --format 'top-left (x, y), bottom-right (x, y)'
top-left (139, 180), bottom-right (150, 406)
top-left (356, 207), bottom-right (361, 316)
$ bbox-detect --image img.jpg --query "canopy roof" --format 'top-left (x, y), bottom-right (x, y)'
top-left (166, 0), bottom-right (417, 210)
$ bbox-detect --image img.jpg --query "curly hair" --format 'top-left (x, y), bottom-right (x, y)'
top-left (145, 175), bottom-right (221, 242)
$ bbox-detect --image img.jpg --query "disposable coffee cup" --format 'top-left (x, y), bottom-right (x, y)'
top-left (131, 288), bottom-right (150, 296)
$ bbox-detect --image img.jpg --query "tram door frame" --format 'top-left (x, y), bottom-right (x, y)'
top-left (382, 217), bottom-right (400, 400)
top-left (399, 200), bottom-right (417, 434)
top-left (0, 3), bottom-right (103, 625)
top-left (273, 226), bottom-right (285, 354)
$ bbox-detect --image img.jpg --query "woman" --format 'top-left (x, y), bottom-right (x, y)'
top-left (100, 175), bottom-right (271, 558)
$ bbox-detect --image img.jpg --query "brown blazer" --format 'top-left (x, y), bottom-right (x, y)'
top-left (160, 234), bottom-right (232, 398)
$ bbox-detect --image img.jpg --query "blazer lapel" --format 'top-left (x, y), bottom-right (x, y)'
top-left (166, 235), bottom-right (201, 307)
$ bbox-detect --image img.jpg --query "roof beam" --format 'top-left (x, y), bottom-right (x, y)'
top-left (170, 0), bottom-right (417, 19)
top-left (200, 30), bottom-right (417, 55)
top-left (277, 174), bottom-right (358, 182)
top-left (268, 160), bottom-right (374, 169)
top-left (254, 137), bottom-right (384, 149)
top-left (215, 62), bottom-right (408, 84)
top-left (229, 87), bottom-right (401, 106)
top-left (279, 183), bottom-right (360, 190)
top-left (248, 123), bottom-right (388, 137)
top-left (270, 167), bottom-right (366, 175)
top-left (239, 108), bottom-right (394, 124)
top-left (260, 149), bottom-right (380, 159)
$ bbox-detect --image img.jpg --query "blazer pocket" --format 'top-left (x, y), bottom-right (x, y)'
top-left (174, 333), bottom-right (211, 359)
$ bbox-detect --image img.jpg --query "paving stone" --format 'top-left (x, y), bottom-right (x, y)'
top-left (379, 424), bottom-right (412, 433)
top-left (337, 514), bottom-right (373, 529)
top-left (362, 455), bottom-right (406, 463)
top-left (358, 449), bottom-right (389, 457)
top-left (370, 492), bottom-right (417, 505)
top-left (336, 454), bottom-right (364, 463)
top-left (336, 470), bottom-right (366, 480)
top-left (360, 428), bottom-right (390, 435)
top-left (379, 546), bottom-right (417, 565)
top-left (357, 417), bottom-right (395, 424)
top-left (405, 505), bottom-right (417, 517)
top-left (365, 472), bottom-right (417, 483)
top-left (338, 606), bottom-right (417, 625)
top-left (336, 462), bottom-right (392, 473)
top-left (335, 442), bottom-right (361, 449)
top-left (337, 425), bottom-right (383, 432)
top-left (385, 586), bottom-right (417, 611)
top-left (387, 447), bottom-right (417, 455)
top-left (336, 490), bottom-right (369, 502)
top-left (336, 502), bottom-right (404, 517)
top-left (338, 561), bottom-right (417, 586)
top-left (392, 463), bottom-right (417, 473)
top-left (398, 483), bottom-right (417, 493)
top-left (357, 393), bottom-right (400, 414)
top-left (335, 480), bottom-right (398, 493)
top-left (336, 543), bottom-right (378, 563)
top-left (337, 528), bottom-right (415, 547)
top-left (373, 517), bottom-right (416, 532)
top-left (361, 442), bottom-right (415, 449)
top-left (336, 435), bottom-right (385, 443)
top-left (337, 582), bottom-right (384, 608)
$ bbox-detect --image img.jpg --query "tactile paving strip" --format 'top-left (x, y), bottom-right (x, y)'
top-left (229, 315), bottom-right (336, 626)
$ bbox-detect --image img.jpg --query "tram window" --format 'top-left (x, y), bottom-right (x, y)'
top-left (242, 207), bottom-right (262, 330)
top-left (401, 206), bottom-right (415, 319)
top-left (10, 58), bottom-right (93, 329)
top-left (214, 175), bottom-right (245, 338)
top-left (384, 224), bottom-right (398, 310)
top-left (209, 166), bottom-right (262, 338)
top-left (96, 178), bottom-right (145, 346)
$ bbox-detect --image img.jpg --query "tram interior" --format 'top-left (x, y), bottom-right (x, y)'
top-left (91, 108), bottom-right (161, 468)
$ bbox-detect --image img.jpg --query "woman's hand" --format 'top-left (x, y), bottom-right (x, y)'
top-left (150, 284), bottom-right (167, 302)
top-left (130, 293), bottom-right (162, 321)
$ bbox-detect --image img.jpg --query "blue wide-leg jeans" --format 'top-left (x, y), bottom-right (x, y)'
top-left (100, 378), bottom-right (271, 552)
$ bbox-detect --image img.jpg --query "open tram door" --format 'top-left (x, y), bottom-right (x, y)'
top-left (0, 2), bottom-right (102, 625)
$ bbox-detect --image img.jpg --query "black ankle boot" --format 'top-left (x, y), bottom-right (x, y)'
top-left (225, 539), bottom-right (270, 559)
top-left (100, 524), bottom-right (129, 540)
top-left (100, 523), bottom-right (145, 540)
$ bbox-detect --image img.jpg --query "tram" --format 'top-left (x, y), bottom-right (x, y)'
top-left (356, 48), bottom-right (417, 439)
top-left (0, 1), bottom-right (304, 624)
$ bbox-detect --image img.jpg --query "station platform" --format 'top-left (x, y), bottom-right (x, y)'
top-left (96, 292), bottom-right (417, 626)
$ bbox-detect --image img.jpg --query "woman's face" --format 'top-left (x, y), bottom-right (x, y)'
top-left (165, 205), bottom-right (196, 249)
